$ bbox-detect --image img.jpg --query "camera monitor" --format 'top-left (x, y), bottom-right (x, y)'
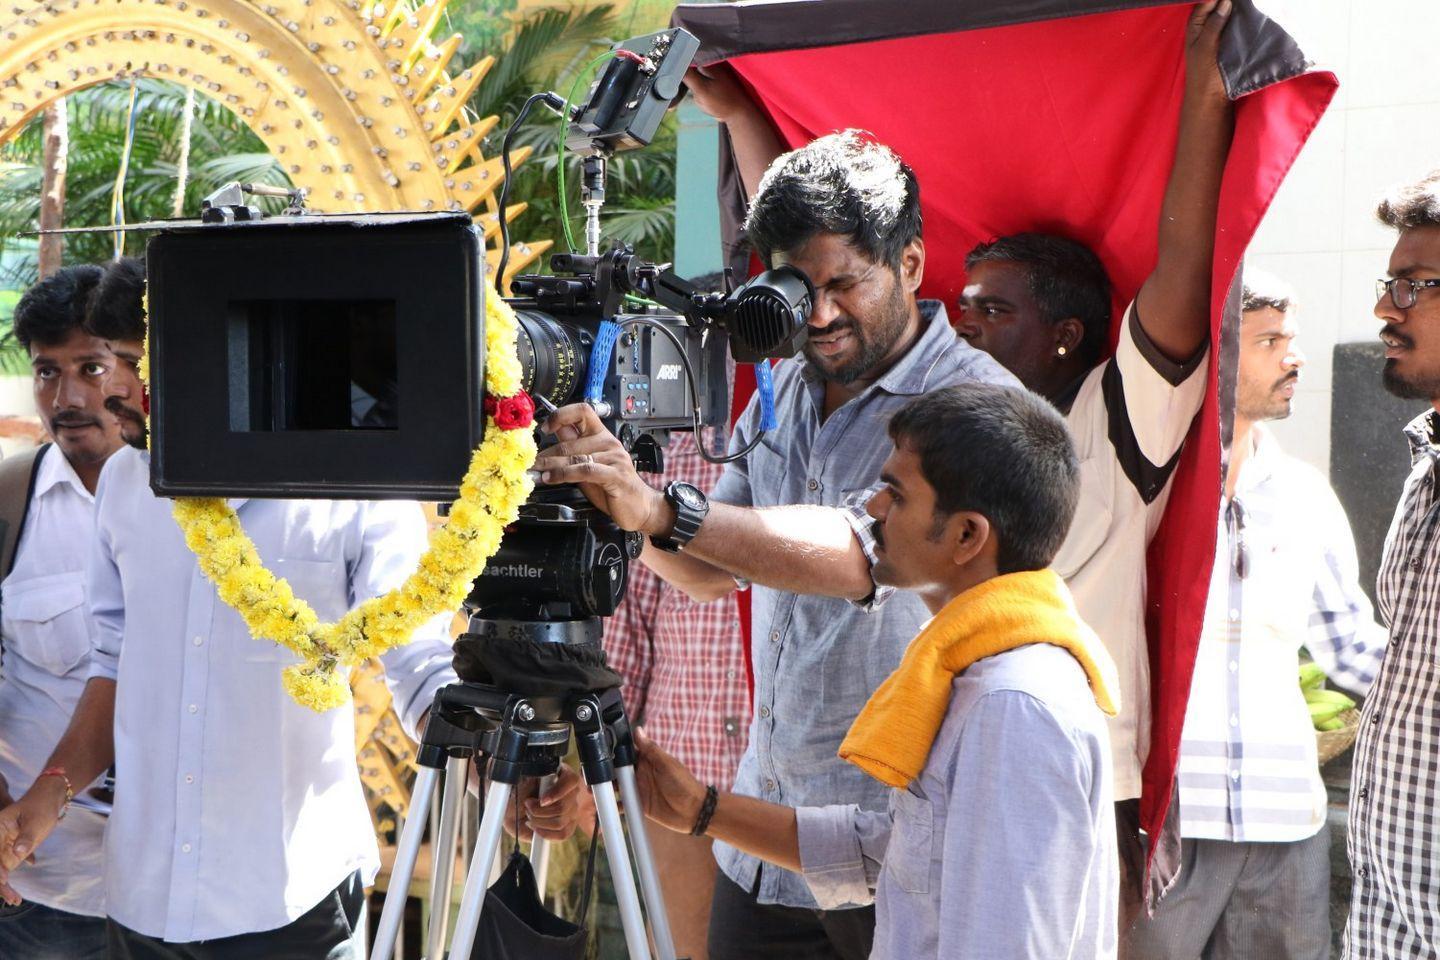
top-left (146, 212), bottom-right (485, 501)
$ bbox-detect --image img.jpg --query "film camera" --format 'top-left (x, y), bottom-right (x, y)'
top-left (144, 27), bottom-right (812, 630)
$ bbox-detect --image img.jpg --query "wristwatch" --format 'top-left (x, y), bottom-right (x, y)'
top-left (650, 481), bottom-right (709, 553)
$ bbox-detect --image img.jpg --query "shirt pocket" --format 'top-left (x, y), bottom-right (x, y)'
top-left (887, 784), bottom-right (934, 895)
top-left (3, 572), bottom-right (91, 675)
top-left (1050, 457), bottom-right (1113, 580)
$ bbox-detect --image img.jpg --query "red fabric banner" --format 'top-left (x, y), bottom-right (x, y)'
top-left (714, 3), bottom-right (1336, 847)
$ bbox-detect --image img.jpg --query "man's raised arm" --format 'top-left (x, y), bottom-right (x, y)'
top-left (1134, 0), bottom-right (1236, 361)
top-left (684, 65), bottom-right (785, 202)
top-left (533, 403), bottom-right (875, 602)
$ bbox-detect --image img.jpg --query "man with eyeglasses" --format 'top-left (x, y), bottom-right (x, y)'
top-left (1345, 169), bottom-right (1440, 959)
top-left (1125, 269), bottom-right (1385, 960)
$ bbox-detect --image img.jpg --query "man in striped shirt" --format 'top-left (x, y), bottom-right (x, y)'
top-left (1127, 270), bottom-right (1385, 959)
top-left (1345, 169), bottom-right (1440, 959)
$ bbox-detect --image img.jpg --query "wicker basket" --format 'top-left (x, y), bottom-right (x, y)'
top-left (1316, 709), bottom-right (1361, 765)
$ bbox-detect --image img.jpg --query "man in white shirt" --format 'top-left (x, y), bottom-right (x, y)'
top-left (0, 264), bottom-right (122, 959)
top-left (0, 258), bottom-right (498, 958)
top-left (1125, 271), bottom-right (1386, 958)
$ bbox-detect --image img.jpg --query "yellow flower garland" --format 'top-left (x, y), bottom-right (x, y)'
top-left (166, 295), bottom-right (537, 711)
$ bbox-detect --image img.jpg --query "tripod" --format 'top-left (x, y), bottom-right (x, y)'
top-left (369, 677), bottom-right (677, 960)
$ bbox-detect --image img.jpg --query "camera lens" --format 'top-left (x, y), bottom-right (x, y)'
top-left (513, 310), bottom-right (590, 409)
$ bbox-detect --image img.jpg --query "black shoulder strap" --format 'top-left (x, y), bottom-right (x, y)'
top-left (0, 443), bottom-right (51, 580)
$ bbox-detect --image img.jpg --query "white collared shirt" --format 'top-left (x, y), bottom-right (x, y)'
top-left (1049, 305), bottom-right (1208, 801)
top-left (1178, 428), bottom-right (1385, 841)
top-left (89, 446), bottom-right (456, 942)
top-left (0, 445), bottom-right (107, 917)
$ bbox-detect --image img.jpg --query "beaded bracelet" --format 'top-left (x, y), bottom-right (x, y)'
top-left (690, 785), bottom-right (719, 837)
top-left (38, 766), bottom-right (73, 821)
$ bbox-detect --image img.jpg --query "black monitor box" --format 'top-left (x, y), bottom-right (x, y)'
top-left (147, 212), bottom-right (485, 501)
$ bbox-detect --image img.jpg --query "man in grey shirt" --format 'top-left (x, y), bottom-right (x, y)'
top-left (535, 131), bottom-right (1016, 959)
top-left (630, 383), bottom-right (1119, 960)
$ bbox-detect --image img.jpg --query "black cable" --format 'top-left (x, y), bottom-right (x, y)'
top-left (496, 92), bottom-right (565, 295)
top-left (618, 317), bottom-right (764, 464)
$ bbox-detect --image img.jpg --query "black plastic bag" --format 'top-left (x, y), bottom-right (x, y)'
top-left (468, 850), bottom-right (589, 960)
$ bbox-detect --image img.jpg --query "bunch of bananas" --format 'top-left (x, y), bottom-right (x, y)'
top-left (1300, 661), bottom-right (1356, 731)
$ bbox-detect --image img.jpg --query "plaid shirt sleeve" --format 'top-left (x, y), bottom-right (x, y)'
top-left (841, 485), bottom-right (892, 612)
top-left (1306, 487), bottom-right (1388, 698)
top-left (605, 525), bottom-right (663, 725)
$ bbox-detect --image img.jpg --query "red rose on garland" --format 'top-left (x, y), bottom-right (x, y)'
top-left (484, 392), bottom-right (535, 431)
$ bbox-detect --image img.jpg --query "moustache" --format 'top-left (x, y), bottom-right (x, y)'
top-left (809, 317), bottom-right (858, 338)
top-left (871, 519), bottom-right (885, 550)
top-left (1382, 325), bottom-right (1414, 349)
top-left (50, 413), bottom-right (100, 429)
top-left (104, 396), bottom-right (145, 421)
top-left (1273, 372), bottom-right (1300, 391)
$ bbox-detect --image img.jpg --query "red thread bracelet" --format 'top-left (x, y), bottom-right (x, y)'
top-left (38, 766), bottom-right (73, 819)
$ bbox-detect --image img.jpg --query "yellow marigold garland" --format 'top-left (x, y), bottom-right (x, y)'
top-left (166, 295), bottom-right (537, 711)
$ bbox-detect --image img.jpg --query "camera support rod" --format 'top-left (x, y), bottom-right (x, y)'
top-left (581, 151), bottom-right (609, 257)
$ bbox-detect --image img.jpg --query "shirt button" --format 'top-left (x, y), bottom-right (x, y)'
top-left (188, 704), bottom-right (198, 714)
top-left (184, 774), bottom-right (194, 784)
top-left (1371, 713), bottom-right (1381, 725)
top-left (1410, 556), bottom-right (1422, 571)
top-left (1356, 865), bottom-right (1367, 878)
top-left (1358, 786), bottom-right (1369, 801)
top-left (759, 705), bottom-right (771, 719)
top-left (1230, 770), bottom-right (1240, 781)
top-left (181, 843), bottom-right (192, 853)
top-left (764, 778), bottom-right (776, 792)
top-left (192, 636), bottom-right (203, 646)
top-left (1228, 661), bottom-right (1238, 673)
top-left (1228, 609), bottom-right (1240, 622)
top-left (726, 669), bottom-right (737, 680)
top-left (769, 630), bottom-right (780, 643)
top-left (1229, 714), bottom-right (1239, 727)
top-left (807, 478), bottom-right (821, 492)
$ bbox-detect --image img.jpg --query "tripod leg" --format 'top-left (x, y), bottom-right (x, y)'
top-left (424, 755), bottom-right (469, 960)
top-left (529, 772), bottom-right (556, 901)
top-left (370, 765), bottom-right (440, 960)
top-left (446, 779), bottom-right (514, 960)
top-left (616, 765), bottom-right (677, 960)
top-left (593, 781), bottom-right (655, 960)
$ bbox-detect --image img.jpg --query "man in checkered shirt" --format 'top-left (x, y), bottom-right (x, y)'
top-left (1347, 167), bottom-right (1440, 958)
top-left (606, 429), bottom-right (749, 960)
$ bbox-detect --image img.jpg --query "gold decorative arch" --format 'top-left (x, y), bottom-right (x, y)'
top-left (0, 0), bottom-right (551, 285)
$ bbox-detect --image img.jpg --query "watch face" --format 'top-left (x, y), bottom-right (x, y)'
top-left (674, 484), bottom-right (705, 510)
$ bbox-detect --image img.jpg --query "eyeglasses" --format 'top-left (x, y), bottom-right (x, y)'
top-left (1376, 277), bottom-right (1440, 310)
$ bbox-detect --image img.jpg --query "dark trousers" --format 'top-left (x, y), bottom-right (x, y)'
top-left (1124, 824), bottom-right (1332, 960)
top-left (707, 868), bottom-right (875, 960)
top-left (0, 899), bottom-right (107, 959)
top-left (107, 871), bottom-right (365, 960)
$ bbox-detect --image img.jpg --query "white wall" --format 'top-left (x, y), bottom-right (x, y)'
top-left (1247, 0), bottom-right (1440, 474)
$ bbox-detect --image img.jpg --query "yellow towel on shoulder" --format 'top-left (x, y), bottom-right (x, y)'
top-left (839, 569), bottom-right (1119, 789)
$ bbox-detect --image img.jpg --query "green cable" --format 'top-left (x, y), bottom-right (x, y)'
top-left (557, 50), bottom-right (618, 253)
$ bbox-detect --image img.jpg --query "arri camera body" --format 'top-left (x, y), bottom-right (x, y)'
top-left (144, 26), bottom-right (812, 627)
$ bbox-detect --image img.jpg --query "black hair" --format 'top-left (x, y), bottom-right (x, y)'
top-left (964, 232), bottom-right (1113, 366)
top-left (1376, 169), bottom-right (1440, 230)
top-left (744, 130), bottom-right (922, 271)
top-left (12, 264), bottom-right (105, 350)
top-left (888, 383), bottom-right (1079, 574)
top-left (84, 257), bottom-right (147, 342)
top-left (1241, 266), bottom-right (1296, 315)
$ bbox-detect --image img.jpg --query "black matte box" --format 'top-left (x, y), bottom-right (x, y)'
top-left (147, 212), bottom-right (485, 501)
